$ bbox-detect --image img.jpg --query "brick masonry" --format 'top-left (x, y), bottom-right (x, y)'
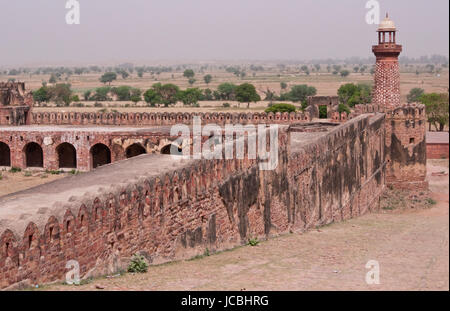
top-left (427, 144), bottom-right (449, 159)
top-left (0, 115), bottom-right (386, 288)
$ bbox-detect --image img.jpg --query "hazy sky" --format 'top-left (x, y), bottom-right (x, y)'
top-left (0, 0), bottom-right (448, 66)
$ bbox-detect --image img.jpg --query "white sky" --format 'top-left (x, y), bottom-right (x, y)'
top-left (0, 0), bottom-right (448, 66)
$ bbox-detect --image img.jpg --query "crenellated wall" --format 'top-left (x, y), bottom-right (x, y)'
top-left (29, 111), bottom-right (312, 126)
top-left (0, 114), bottom-right (386, 289)
top-left (384, 103), bottom-right (428, 190)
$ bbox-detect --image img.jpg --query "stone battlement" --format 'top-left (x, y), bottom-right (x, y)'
top-left (29, 111), bottom-right (312, 126)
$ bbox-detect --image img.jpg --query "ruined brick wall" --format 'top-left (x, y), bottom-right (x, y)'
top-left (0, 82), bottom-right (32, 126)
top-left (0, 114), bottom-right (386, 289)
top-left (288, 114), bottom-right (386, 229)
top-left (384, 104), bottom-right (428, 190)
top-left (29, 111), bottom-right (312, 126)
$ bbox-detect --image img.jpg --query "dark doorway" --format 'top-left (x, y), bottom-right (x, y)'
top-left (0, 142), bottom-right (11, 166)
top-left (161, 144), bottom-right (183, 155)
top-left (90, 143), bottom-right (111, 169)
top-left (126, 143), bottom-right (146, 158)
top-left (57, 143), bottom-right (77, 169)
top-left (24, 142), bottom-right (43, 168)
top-left (319, 105), bottom-right (328, 119)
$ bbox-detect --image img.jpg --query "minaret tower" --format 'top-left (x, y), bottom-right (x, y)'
top-left (372, 13), bottom-right (402, 112)
top-left (372, 14), bottom-right (428, 190)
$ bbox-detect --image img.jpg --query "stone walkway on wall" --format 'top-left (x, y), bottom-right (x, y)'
top-left (42, 160), bottom-right (449, 291)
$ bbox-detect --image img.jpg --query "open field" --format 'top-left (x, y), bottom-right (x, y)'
top-left (37, 160), bottom-right (449, 291)
top-left (2, 66), bottom-right (448, 113)
top-left (0, 169), bottom-right (69, 197)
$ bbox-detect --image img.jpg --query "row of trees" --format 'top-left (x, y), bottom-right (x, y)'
top-left (143, 83), bottom-right (261, 108)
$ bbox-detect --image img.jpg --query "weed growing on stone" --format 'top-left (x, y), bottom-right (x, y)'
top-left (127, 254), bottom-right (149, 273)
top-left (248, 238), bottom-right (259, 246)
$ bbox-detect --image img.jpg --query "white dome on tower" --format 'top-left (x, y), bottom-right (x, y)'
top-left (378, 13), bottom-right (396, 31)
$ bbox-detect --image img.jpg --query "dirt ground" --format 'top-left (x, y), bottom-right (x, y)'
top-left (0, 169), bottom-right (67, 197)
top-left (41, 160), bottom-right (449, 291)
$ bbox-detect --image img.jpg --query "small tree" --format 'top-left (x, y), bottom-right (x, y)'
top-left (338, 103), bottom-right (351, 115)
top-left (280, 82), bottom-right (288, 91)
top-left (338, 83), bottom-right (372, 107)
top-left (121, 71), bottom-right (129, 79)
top-left (111, 86), bottom-right (132, 101)
top-left (407, 88), bottom-right (424, 103)
top-left (183, 69), bottom-right (195, 79)
top-left (48, 83), bottom-right (73, 106)
top-left (203, 74), bottom-right (212, 86)
top-left (49, 74), bottom-right (57, 84)
top-left (288, 85), bottom-right (317, 103)
top-left (217, 83), bottom-right (237, 100)
top-left (420, 93), bottom-right (449, 131)
top-left (235, 83), bottom-right (261, 108)
top-left (83, 90), bottom-right (92, 101)
top-left (100, 72), bottom-right (117, 85)
top-left (143, 89), bottom-right (161, 107)
top-left (188, 78), bottom-right (196, 86)
top-left (340, 70), bottom-right (350, 77)
top-left (178, 88), bottom-right (202, 106)
top-left (33, 86), bottom-right (50, 104)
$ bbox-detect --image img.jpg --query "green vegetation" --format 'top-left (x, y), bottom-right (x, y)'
top-left (248, 238), bottom-right (260, 246)
top-left (265, 103), bottom-right (296, 113)
top-left (217, 83), bottom-right (237, 100)
top-left (319, 106), bottom-right (328, 118)
top-left (279, 84), bottom-right (317, 103)
top-left (420, 93), bottom-right (449, 131)
top-left (9, 167), bottom-right (22, 173)
top-left (111, 86), bottom-right (141, 101)
top-left (235, 83), bottom-right (261, 108)
top-left (340, 70), bottom-right (350, 77)
top-left (127, 254), bottom-right (149, 273)
top-left (33, 83), bottom-right (73, 106)
top-left (337, 83), bottom-right (372, 107)
top-left (183, 69), bottom-right (195, 79)
top-left (143, 89), bottom-right (161, 107)
top-left (407, 88), bottom-right (425, 103)
top-left (203, 74), bottom-right (212, 85)
top-left (99, 72), bottom-right (117, 85)
top-left (338, 103), bottom-right (351, 115)
top-left (426, 198), bottom-right (437, 205)
top-left (178, 88), bottom-right (203, 106)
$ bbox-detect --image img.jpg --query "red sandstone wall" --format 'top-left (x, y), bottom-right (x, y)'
top-left (384, 104), bottom-right (428, 190)
top-left (29, 111), bottom-right (311, 126)
top-left (0, 130), bottom-right (178, 171)
top-left (427, 143), bottom-right (449, 159)
top-left (0, 114), bottom-right (386, 289)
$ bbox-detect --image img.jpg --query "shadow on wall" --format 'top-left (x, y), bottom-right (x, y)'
top-left (56, 143), bottom-right (77, 169)
top-left (0, 141), bottom-right (11, 166)
top-left (90, 143), bottom-right (111, 169)
top-left (126, 143), bottom-right (146, 159)
top-left (24, 142), bottom-right (43, 168)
